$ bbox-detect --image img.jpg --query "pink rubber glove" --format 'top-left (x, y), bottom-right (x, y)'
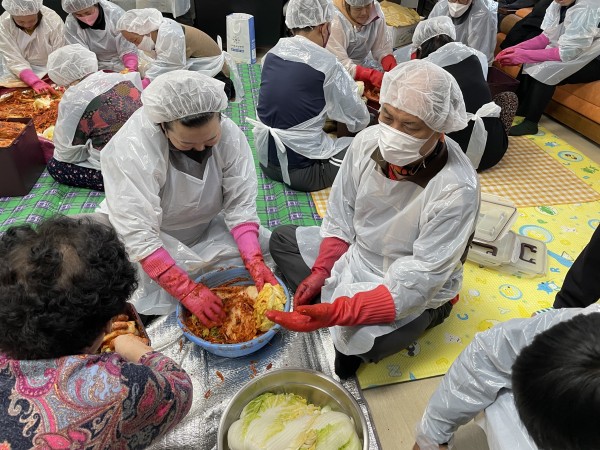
top-left (19, 69), bottom-right (56, 94)
top-left (122, 52), bottom-right (139, 72)
top-left (266, 285), bottom-right (396, 332)
top-left (381, 54), bottom-right (397, 72)
top-left (496, 47), bottom-right (561, 66)
top-left (354, 65), bottom-right (384, 89)
top-left (514, 33), bottom-right (550, 50)
top-left (141, 77), bottom-right (151, 89)
top-left (140, 247), bottom-right (225, 326)
top-left (295, 237), bottom-right (349, 308)
top-left (231, 222), bottom-right (278, 291)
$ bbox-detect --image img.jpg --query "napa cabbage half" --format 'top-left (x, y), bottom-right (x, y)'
top-left (227, 392), bottom-right (362, 450)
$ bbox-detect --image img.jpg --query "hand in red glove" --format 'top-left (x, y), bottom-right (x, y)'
top-left (354, 65), bottom-right (384, 89)
top-left (232, 222), bottom-right (278, 291)
top-left (266, 285), bottom-right (396, 332)
top-left (495, 47), bottom-right (560, 66)
top-left (19, 69), bottom-right (57, 95)
top-left (294, 237), bottom-right (349, 307)
top-left (381, 54), bottom-right (397, 72)
top-left (140, 247), bottom-right (225, 326)
top-left (514, 33), bottom-right (550, 51)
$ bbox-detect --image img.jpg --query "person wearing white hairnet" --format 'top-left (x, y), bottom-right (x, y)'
top-left (326, 0), bottom-right (396, 89)
top-left (414, 305), bottom-right (600, 450)
top-left (251, 0), bottom-right (369, 192)
top-left (0, 0), bottom-right (63, 93)
top-left (496, 0), bottom-right (600, 136)
top-left (267, 60), bottom-right (479, 379)
top-left (46, 44), bottom-right (143, 191)
top-left (428, 0), bottom-right (498, 65)
top-left (413, 17), bottom-right (515, 171)
top-left (96, 71), bottom-right (277, 319)
top-left (116, 8), bottom-right (242, 99)
top-left (62, 0), bottom-right (138, 72)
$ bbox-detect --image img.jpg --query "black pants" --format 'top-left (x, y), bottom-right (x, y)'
top-left (261, 149), bottom-right (346, 193)
top-left (516, 57), bottom-right (600, 123)
top-left (554, 226), bottom-right (600, 309)
top-left (269, 225), bottom-right (453, 362)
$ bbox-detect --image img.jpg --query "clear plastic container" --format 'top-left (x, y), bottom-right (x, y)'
top-left (475, 193), bottom-right (518, 243)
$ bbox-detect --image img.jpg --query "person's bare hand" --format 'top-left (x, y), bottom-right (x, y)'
top-left (113, 333), bottom-right (153, 362)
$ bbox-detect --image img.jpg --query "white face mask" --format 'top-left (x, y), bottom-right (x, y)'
top-left (448, 1), bottom-right (471, 17)
top-left (378, 122), bottom-right (437, 167)
top-left (137, 35), bottom-right (155, 52)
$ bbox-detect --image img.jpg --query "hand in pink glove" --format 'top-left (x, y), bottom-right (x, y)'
top-left (141, 77), bottom-right (151, 89)
top-left (19, 69), bottom-right (56, 94)
top-left (381, 54), bottom-right (397, 72)
top-left (140, 247), bottom-right (225, 326)
top-left (354, 65), bottom-right (384, 89)
top-left (122, 52), bottom-right (139, 72)
top-left (231, 222), bottom-right (278, 291)
top-left (514, 33), bottom-right (550, 50)
top-left (266, 285), bottom-right (396, 332)
top-left (495, 47), bottom-right (561, 66)
top-left (294, 237), bottom-right (349, 307)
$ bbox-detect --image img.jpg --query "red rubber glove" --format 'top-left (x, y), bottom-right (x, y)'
top-left (231, 222), bottom-right (278, 291)
top-left (294, 237), bottom-right (349, 307)
top-left (354, 65), bottom-right (384, 89)
top-left (141, 77), bottom-right (151, 89)
top-left (140, 247), bottom-right (225, 326)
top-left (122, 52), bottom-right (139, 72)
top-left (495, 47), bottom-right (560, 66)
top-left (514, 33), bottom-right (550, 50)
top-left (266, 285), bottom-right (396, 332)
top-left (19, 69), bottom-right (56, 94)
top-left (381, 54), bottom-right (397, 72)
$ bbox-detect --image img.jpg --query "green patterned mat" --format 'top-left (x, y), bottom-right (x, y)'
top-left (0, 64), bottom-right (321, 233)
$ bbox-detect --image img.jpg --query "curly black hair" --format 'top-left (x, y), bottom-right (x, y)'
top-left (0, 216), bottom-right (138, 360)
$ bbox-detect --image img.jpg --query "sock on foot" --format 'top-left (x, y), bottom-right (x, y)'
top-left (334, 349), bottom-right (362, 379)
top-left (509, 119), bottom-right (539, 136)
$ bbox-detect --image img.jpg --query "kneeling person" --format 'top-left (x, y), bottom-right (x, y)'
top-left (267, 60), bottom-right (479, 378)
top-left (252, 0), bottom-right (370, 192)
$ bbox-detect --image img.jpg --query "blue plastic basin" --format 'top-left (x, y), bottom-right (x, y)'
top-left (177, 267), bottom-right (291, 358)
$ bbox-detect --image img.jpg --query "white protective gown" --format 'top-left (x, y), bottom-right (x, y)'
top-left (423, 42), bottom-right (501, 170)
top-left (0, 6), bottom-right (64, 86)
top-left (97, 111), bottom-right (268, 315)
top-left (296, 126), bottom-right (480, 355)
top-left (326, 1), bottom-right (393, 77)
top-left (64, 0), bottom-right (137, 72)
top-left (52, 71), bottom-right (143, 170)
top-left (524, 0), bottom-right (600, 86)
top-left (415, 304), bottom-right (600, 450)
top-left (428, 0), bottom-right (498, 65)
top-left (143, 19), bottom-right (243, 101)
top-left (248, 35), bottom-right (370, 185)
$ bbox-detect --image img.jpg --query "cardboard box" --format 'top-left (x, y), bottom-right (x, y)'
top-left (0, 118), bottom-right (45, 197)
top-left (389, 22), bottom-right (418, 48)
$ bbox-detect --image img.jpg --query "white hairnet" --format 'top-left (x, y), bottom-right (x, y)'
top-left (47, 44), bottom-right (98, 87)
top-left (285, 0), bottom-right (333, 29)
top-left (2, 0), bottom-right (41, 15)
top-left (413, 16), bottom-right (457, 48)
top-left (380, 60), bottom-right (468, 133)
top-left (142, 71), bottom-right (228, 123)
top-left (116, 8), bottom-right (163, 35)
top-left (61, 0), bottom-right (98, 14)
top-left (344, 0), bottom-right (373, 6)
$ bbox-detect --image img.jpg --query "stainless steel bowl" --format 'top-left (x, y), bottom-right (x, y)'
top-left (217, 368), bottom-right (369, 450)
